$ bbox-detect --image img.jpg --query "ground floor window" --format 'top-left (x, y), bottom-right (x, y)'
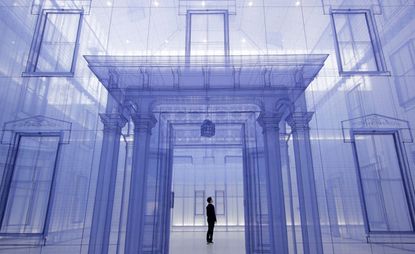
top-left (353, 133), bottom-right (415, 233)
top-left (0, 134), bottom-right (60, 235)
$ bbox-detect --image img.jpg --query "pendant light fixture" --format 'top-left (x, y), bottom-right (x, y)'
top-left (201, 97), bottom-right (215, 137)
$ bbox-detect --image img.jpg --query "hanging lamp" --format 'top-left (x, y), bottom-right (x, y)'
top-left (200, 98), bottom-right (215, 137)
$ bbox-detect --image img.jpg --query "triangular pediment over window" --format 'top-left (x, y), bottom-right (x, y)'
top-left (1, 115), bottom-right (72, 144)
top-left (341, 114), bottom-right (413, 143)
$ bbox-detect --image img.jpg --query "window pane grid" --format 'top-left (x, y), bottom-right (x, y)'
top-left (24, 10), bottom-right (82, 76)
top-left (194, 190), bottom-right (205, 216)
top-left (354, 133), bottom-right (414, 232)
top-left (0, 135), bottom-right (60, 235)
top-left (187, 11), bottom-right (229, 56)
top-left (35, 13), bottom-right (81, 73)
top-left (390, 40), bottom-right (415, 106)
top-left (215, 190), bottom-right (225, 215)
top-left (332, 10), bottom-right (386, 74)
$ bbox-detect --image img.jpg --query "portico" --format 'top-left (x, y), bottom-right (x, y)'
top-left (85, 54), bottom-right (327, 254)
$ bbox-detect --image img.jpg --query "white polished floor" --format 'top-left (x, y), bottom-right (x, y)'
top-left (169, 231), bottom-right (246, 254)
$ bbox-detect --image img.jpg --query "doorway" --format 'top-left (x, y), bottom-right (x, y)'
top-left (147, 109), bottom-right (270, 254)
top-left (169, 123), bottom-right (246, 254)
top-left (139, 108), bottom-right (272, 254)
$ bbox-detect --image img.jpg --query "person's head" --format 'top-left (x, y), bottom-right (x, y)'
top-left (207, 197), bottom-right (213, 204)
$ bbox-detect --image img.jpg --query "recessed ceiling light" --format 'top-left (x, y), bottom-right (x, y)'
top-left (202, 1), bottom-right (206, 6)
top-left (154, 1), bottom-right (159, 7)
top-left (295, 1), bottom-right (301, 6)
top-left (106, 1), bottom-right (112, 6)
top-left (248, 1), bottom-right (253, 6)
top-left (241, 38), bottom-right (246, 43)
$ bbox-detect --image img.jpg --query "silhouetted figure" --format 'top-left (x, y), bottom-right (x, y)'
top-left (206, 196), bottom-right (217, 244)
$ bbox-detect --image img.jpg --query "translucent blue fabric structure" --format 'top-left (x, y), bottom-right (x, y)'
top-left (0, 1), bottom-right (414, 254)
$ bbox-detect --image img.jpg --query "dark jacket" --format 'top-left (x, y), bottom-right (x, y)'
top-left (206, 203), bottom-right (216, 223)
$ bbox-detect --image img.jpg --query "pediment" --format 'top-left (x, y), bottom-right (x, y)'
top-left (1, 115), bottom-right (72, 144)
top-left (341, 114), bottom-right (412, 143)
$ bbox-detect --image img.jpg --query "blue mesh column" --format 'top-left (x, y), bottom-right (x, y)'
top-left (88, 112), bottom-right (127, 254)
top-left (125, 112), bottom-right (157, 254)
top-left (257, 110), bottom-right (289, 254)
top-left (287, 112), bottom-right (323, 254)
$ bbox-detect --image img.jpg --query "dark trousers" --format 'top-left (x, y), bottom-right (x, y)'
top-left (207, 221), bottom-right (215, 242)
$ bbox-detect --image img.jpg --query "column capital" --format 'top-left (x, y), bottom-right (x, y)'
top-left (286, 112), bottom-right (314, 131)
top-left (131, 113), bottom-right (157, 134)
top-left (257, 111), bottom-right (284, 132)
top-left (99, 113), bottom-right (128, 133)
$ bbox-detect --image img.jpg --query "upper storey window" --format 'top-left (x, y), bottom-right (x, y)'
top-left (23, 9), bottom-right (83, 77)
top-left (390, 40), bottom-right (415, 108)
top-left (185, 10), bottom-right (230, 57)
top-left (380, 0), bottom-right (410, 21)
top-left (331, 9), bottom-right (388, 75)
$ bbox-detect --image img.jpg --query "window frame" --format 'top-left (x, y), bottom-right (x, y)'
top-left (330, 9), bottom-right (389, 76)
top-left (185, 10), bottom-right (230, 57)
top-left (351, 130), bottom-right (415, 235)
top-left (390, 39), bottom-right (415, 108)
top-left (70, 175), bottom-right (88, 224)
top-left (380, 0), bottom-right (410, 22)
top-left (346, 83), bottom-right (366, 118)
top-left (0, 132), bottom-right (62, 237)
top-left (194, 190), bottom-right (205, 216)
top-left (23, 9), bottom-right (83, 77)
top-left (215, 190), bottom-right (226, 215)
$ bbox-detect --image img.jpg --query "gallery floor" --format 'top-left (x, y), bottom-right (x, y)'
top-left (169, 229), bottom-right (415, 254)
top-left (169, 231), bottom-right (246, 254)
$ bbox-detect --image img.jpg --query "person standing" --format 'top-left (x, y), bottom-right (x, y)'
top-left (206, 197), bottom-right (217, 244)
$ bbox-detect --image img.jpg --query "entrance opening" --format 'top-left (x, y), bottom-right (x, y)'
top-left (169, 129), bottom-right (246, 253)
top-left (167, 119), bottom-right (247, 253)
top-left (141, 107), bottom-right (272, 253)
